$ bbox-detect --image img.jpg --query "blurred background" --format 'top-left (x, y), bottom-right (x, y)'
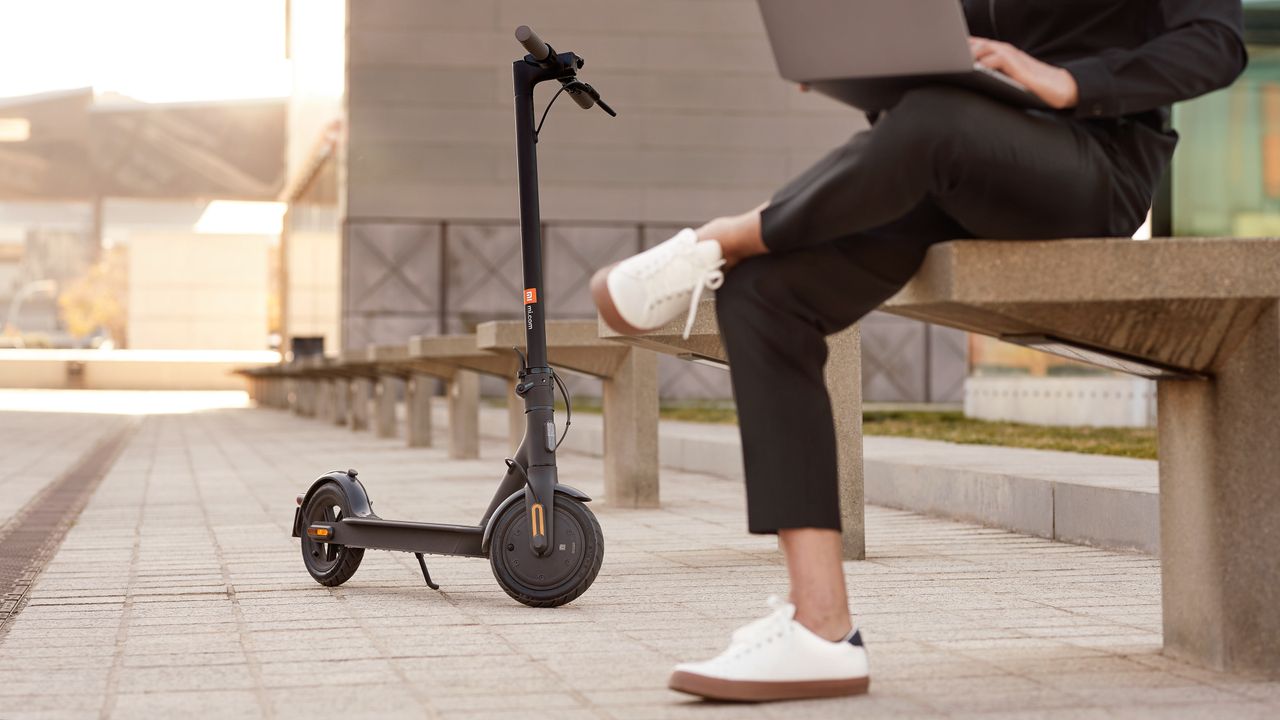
top-left (0, 0), bottom-right (1276, 427)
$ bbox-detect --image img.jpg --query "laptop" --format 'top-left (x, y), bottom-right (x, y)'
top-left (757, 0), bottom-right (1049, 112)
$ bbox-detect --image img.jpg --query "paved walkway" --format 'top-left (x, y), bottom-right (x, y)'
top-left (1, 392), bottom-right (1278, 719)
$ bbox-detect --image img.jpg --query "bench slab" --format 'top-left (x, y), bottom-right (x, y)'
top-left (885, 238), bottom-right (1280, 374)
top-left (890, 237), bottom-right (1280, 676)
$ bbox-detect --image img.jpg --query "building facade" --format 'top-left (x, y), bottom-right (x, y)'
top-left (282, 0), bottom-right (966, 401)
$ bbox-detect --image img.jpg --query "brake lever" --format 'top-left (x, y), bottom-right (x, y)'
top-left (566, 81), bottom-right (616, 117)
top-left (593, 94), bottom-right (617, 117)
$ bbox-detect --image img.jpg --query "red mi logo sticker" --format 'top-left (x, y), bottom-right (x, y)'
top-left (524, 288), bottom-right (537, 304)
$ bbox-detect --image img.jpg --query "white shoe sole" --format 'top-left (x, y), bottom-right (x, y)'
top-left (669, 670), bottom-right (870, 702)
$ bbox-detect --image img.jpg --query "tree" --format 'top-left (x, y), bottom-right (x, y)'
top-left (58, 245), bottom-right (128, 347)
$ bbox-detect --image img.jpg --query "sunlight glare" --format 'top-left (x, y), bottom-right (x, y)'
top-left (0, 1), bottom-right (288, 102)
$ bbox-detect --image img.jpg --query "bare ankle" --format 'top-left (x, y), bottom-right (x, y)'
top-left (793, 609), bottom-right (853, 643)
top-left (696, 215), bottom-right (765, 269)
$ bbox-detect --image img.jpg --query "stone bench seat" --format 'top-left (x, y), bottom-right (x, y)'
top-left (883, 237), bottom-right (1280, 675)
top-left (883, 237), bottom-right (1280, 375)
top-left (293, 355), bottom-right (346, 420)
top-left (236, 364), bottom-right (288, 409)
top-left (361, 343), bottom-right (482, 455)
top-left (411, 320), bottom-right (659, 507)
top-left (244, 356), bottom-right (338, 417)
top-left (474, 320), bottom-right (658, 507)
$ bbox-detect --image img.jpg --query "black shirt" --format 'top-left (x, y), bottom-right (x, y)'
top-left (962, 0), bottom-right (1248, 196)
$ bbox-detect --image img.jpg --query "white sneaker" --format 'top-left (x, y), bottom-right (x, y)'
top-left (591, 228), bottom-right (725, 340)
top-left (668, 597), bottom-right (870, 702)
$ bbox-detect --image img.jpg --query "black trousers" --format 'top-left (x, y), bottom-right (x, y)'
top-left (716, 87), bottom-right (1152, 534)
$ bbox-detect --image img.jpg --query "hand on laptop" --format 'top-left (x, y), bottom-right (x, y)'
top-left (969, 37), bottom-right (1078, 110)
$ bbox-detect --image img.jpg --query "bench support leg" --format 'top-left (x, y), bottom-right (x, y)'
top-left (406, 374), bottom-right (434, 448)
top-left (448, 371), bottom-right (480, 459)
top-left (351, 378), bottom-right (371, 431)
top-left (333, 378), bottom-right (350, 426)
top-left (305, 379), bottom-right (319, 417)
top-left (1158, 300), bottom-right (1280, 675)
top-left (507, 382), bottom-right (524, 453)
top-left (376, 376), bottom-right (401, 439)
top-left (825, 325), bottom-right (865, 562)
top-left (316, 380), bottom-right (332, 421)
top-left (305, 379), bottom-right (317, 417)
top-left (602, 348), bottom-right (659, 508)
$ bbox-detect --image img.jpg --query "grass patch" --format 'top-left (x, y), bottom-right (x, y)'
top-left (861, 410), bottom-right (1156, 460)
top-left (493, 397), bottom-right (1157, 460)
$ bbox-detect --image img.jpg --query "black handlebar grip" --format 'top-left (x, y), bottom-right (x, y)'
top-left (515, 26), bottom-right (551, 62)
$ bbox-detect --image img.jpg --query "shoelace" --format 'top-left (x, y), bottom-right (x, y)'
top-left (730, 595), bottom-right (793, 647)
top-left (681, 266), bottom-right (724, 341)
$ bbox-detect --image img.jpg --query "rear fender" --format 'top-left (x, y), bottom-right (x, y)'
top-left (292, 470), bottom-right (375, 537)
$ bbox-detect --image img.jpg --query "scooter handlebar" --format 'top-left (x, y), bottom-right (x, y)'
top-left (515, 25), bottom-right (551, 62)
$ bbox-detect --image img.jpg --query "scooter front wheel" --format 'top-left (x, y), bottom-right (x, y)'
top-left (489, 497), bottom-right (603, 607)
top-left (299, 482), bottom-right (365, 586)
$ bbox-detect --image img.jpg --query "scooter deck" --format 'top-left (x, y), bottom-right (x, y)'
top-left (326, 517), bottom-right (486, 558)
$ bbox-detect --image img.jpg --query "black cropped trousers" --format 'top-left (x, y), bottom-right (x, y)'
top-left (716, 87), bottom-right (1151, 534)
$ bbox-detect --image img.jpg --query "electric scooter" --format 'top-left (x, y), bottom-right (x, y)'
top-left (291, 26), bottom-right (616, 607)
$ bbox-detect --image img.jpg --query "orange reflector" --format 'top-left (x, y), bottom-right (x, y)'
top-left (307, 526), bottom-right (331, 538)
top-left (529, 503), bottom-right (545, 537)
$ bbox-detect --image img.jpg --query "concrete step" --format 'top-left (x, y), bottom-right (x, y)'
top-left (460, 402), bottom-right (1160, 555)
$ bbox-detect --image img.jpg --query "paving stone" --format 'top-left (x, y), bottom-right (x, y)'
top-left (1, 394), bottom-right (1279, 718)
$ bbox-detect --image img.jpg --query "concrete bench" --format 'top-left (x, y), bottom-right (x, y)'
top-left (475, 320), bottom-right (658, 508)
top-left (252, 357), bottom-right (323, 418)
top-left (882, 237), bottom-right (1280, 676)
top-left (239, 365), bottom-right (287, 409)
top-left (361, 343), bottom-right (481, 455)
top-left (598, 303), bottom-right (865, 559)
top-left (407, 333), bottom-right (527, 453)
top-left (313, 349), bottom-right (368, 430)
top-left (410, 319), bottom-right (660, 508)
top-left (601, 236), bottom-right (1280, 675)
top-left (294, 355), bottom-right (354, 423)
top-left (238, 348), bottom-right (482, 456)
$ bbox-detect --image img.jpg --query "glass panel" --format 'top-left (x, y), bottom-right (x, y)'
top-left (1174, 26), bottom-right (1280, 236)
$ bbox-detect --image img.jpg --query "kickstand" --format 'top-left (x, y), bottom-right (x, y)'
top-left (414, 553), bottom-right (441, 591)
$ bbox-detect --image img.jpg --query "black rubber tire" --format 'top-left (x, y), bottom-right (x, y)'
top-left (489, 497), bottom-right (603, 608)
top-left (300, 482), bottom-right (364, 587)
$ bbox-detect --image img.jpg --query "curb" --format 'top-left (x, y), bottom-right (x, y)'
top-left (469, 404), bottom-right (1160, 555)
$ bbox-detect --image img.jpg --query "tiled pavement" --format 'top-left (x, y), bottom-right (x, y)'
top-left (1, 393), bottom-right (1279, 719)
top-left (0, 411), bottom-right (123, 527)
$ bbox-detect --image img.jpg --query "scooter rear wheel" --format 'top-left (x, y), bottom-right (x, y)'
top-left (300, 482), bottom-right (364, 586)
top-left (489, 497), bottom-right (603, 607)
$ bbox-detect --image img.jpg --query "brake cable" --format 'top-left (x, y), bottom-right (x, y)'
top-left (535, 84), bottom-right (569, 140)
top-left (551, 369), bottom-right (572, 450)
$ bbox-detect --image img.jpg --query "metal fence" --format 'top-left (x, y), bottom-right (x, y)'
top-left (344, 219), bottom-right (965, 403)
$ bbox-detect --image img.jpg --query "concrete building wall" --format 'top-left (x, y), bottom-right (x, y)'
top-left (286, 0), bottom-right (346, 187)
top-left (344, 0), bottom-right (860, 223)
top-left (128, 234), bottom-right (271, 350)
top-left (285, 226), bottom-right (342, 348)
top-left (303, 0), bottom-right (967, 401)
top-left (339, 0), bottom-right (858, 384)
top-left (282, 0), bottom-right (346, 353)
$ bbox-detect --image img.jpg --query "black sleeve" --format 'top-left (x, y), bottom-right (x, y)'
top-left (1059, 0), bottom-right (1248, 119)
